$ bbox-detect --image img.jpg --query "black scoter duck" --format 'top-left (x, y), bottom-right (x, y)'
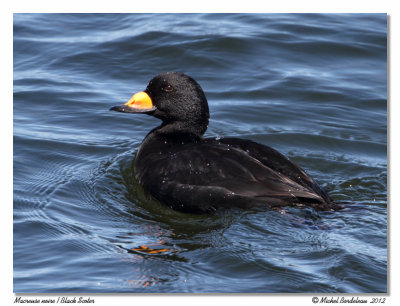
top-left (110, 72), bottom-right (341, 213)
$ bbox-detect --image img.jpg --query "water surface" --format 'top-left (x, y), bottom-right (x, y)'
top-left (13, 13), bottom-right (387, 293)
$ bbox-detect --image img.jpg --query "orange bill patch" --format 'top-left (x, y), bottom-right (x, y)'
top-left (124, 91), bottom-right (153, 109)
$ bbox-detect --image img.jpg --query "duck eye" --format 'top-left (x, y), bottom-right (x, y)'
top-left (163, 84), bottom-right (174, 92)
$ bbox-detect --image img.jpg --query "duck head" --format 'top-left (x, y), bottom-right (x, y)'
top-left (110, 72), bottom-right (210, 136)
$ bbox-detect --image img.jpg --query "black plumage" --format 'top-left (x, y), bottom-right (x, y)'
top-left (111, 72), bottom-right (341, 213)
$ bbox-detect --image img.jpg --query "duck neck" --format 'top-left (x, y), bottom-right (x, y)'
top-left (152, 119), bottom-right (208, 142)
top-left (136, 120), bottom-right (204, 161)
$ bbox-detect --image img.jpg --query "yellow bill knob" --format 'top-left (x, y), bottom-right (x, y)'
top-left (124, 91), bottom-right (153, 109)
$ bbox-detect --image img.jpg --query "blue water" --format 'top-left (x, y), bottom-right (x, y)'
top-left (13, 13), bottom-right (387, 293)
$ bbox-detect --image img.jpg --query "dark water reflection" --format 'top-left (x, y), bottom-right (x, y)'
top-left (13, 13), bottom-right (387, 293)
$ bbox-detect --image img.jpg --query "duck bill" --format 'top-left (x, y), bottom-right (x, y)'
top-left (110, 91), bottom-right (156, 113)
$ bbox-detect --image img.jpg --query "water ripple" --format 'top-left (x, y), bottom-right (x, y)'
top-left (13, 13), bottom-right (387, 293)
